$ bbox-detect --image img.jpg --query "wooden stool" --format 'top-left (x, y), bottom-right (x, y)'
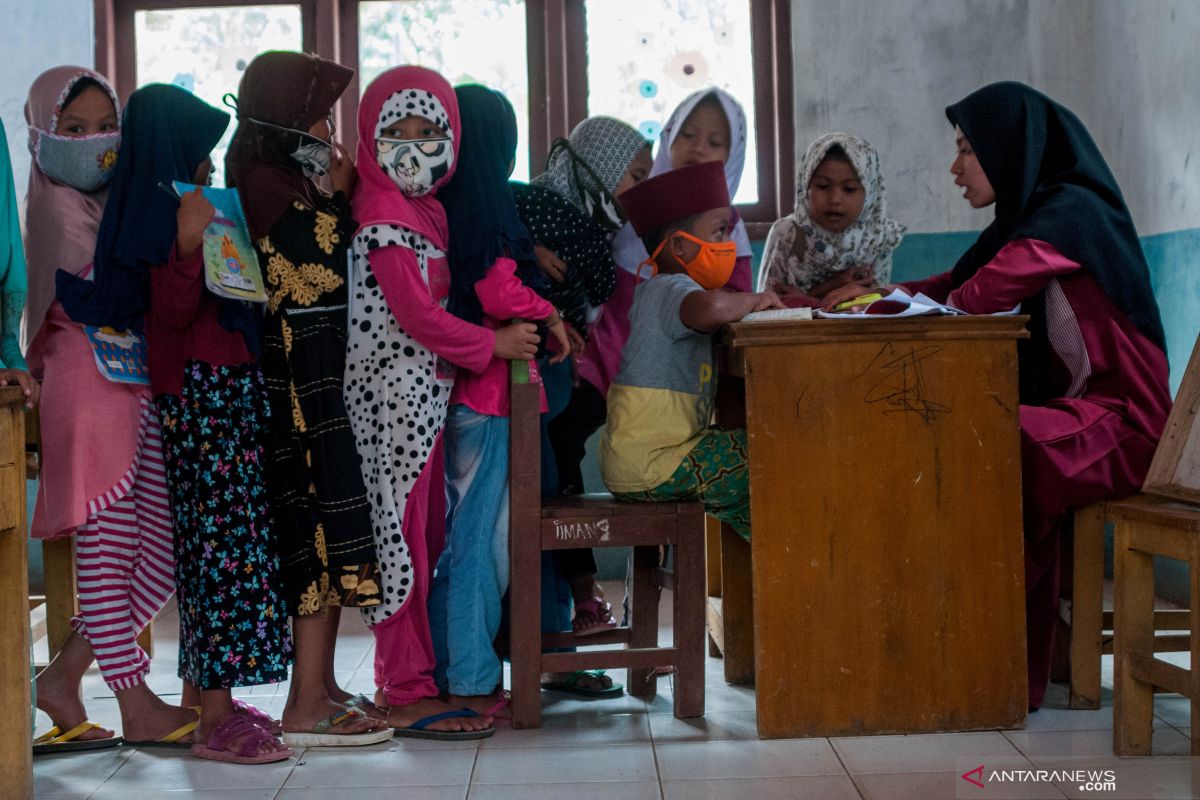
top-left (1112, 494), bottom-right (1200, 755)
top-left (1067, 502), bottom-right (1188, 708)
top-left (508, 361), bottom-right (706, 729)
top-left (704, 515), bottom-right (753, 685)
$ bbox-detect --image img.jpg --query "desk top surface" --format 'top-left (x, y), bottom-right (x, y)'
top-left (723, 314), bottom-right (1029, 348)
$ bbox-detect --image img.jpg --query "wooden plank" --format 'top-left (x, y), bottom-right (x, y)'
top-left (672, 512), bottom-right (706, 718)
top-left (626, 545), bottom-right (660, 699)
top-left (743, 326), bottom-right (1027, 738)
top-left (1070, 502), bottom-right (1107, 709)
top-left (1143, 332), bottom-right (1200, 504)
top-left (706, 597), bottom-right (725, 654)
top-left (541, 514), bottom-right (677, 550)
top-left (1113, 516), bottom-right (1159, 756)
top-left (719, 524), bottom-right (754, 685)
top-left (42, 537), bottom-right (77, 658)
top-left (725, 315), bottom-right (1030, 350)
top-left (543, 647), bottom-right (676, 673)
top-left (1126, 653), bottom-right (1191, 697)
top-left (705, 515), bottom-right (722, 599)
top-left (0, 387), bottom-right (32, 798)
top-left (508, 373), bottom-right (545, 730)
top-left (542, 628), bottom-right (632, 649)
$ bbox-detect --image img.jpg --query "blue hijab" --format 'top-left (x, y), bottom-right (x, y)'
top-left (57, 83), bottom-right (230, 333)
top-left (440, 84), bottom-right (541, 325)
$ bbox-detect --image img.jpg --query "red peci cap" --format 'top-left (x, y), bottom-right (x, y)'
top-left (618, 160), bottom-right (731, 238)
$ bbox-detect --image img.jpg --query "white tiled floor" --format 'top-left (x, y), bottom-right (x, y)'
top-left (32, 588), bottom-right (1197, 800)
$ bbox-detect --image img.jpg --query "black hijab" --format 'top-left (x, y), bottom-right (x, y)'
top-left (440, 85), bottom-right (540, 325)
top-left (57, 83), bottom-right (229, 332)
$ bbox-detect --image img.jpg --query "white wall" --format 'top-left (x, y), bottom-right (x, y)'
top-left (0, 0), bottom-right (94, 195)
top-left (790, 0), bottom-right (1200, 235)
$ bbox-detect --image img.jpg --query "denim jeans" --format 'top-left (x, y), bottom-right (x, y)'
top-left (429, 404), bottom-right (510, 695)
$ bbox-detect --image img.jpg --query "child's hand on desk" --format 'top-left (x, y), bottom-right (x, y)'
top-left (750, 290), bottom-right (786, 311)
top-left (821, 281), bottom-right (885, 311)
top-left (0, 368), bottom-right (40, 409)
top-left (495, 321), bottom-right (540, 361)
top-left (176, 187), bottom-right (215, 258)
top-left (809, 265), bottom-right (873, 300)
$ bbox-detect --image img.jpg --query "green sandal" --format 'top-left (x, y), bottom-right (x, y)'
top-left (540, 670), bottom-right (625, 699)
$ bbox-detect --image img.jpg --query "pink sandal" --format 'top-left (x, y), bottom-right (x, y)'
top-left (191, 715), bottom-right (293, 765)
top-left (572, 596), bottom-right (618, 637)
top-left (233, 699), bottom-right (283, 735)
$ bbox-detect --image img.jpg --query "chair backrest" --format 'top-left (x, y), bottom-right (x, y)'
top-left (1143, 332), bottom-right (1200, 504)
top-left (510, 359), bottom-right (543, 532)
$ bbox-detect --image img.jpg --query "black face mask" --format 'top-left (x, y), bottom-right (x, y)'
top-left (553, 139), bottom-right (626, 231)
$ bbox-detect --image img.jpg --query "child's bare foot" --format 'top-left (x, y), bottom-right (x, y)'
top-left (447, 690), bottom-right (511, 720)
top-left (387, 696), bottom-right (493, 733)
top-left (35, 668), bottom-right (116, 742)
top-left (117, 689), bottom-right (200, 744)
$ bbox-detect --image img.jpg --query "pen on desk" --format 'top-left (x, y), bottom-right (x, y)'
top-left (833, 292), bottom-right (883, 312)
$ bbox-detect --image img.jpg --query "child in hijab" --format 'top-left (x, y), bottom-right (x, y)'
top-left (27, 68), bottom-right (198, 754)
top-left (60, 82), bottom-right (294, 763)
top-left (225, 50), bottom-right (390, 747)
top-left (432, 84), bottom-right (569, 716)
top-left (347, 66), bottom-right (538, 739)
top-left (827, 82), bottom-right (1171, 710)
top-left (759, 133), bottom-right (905, 300)
top-left (0, 125), bottom-right (35, 407)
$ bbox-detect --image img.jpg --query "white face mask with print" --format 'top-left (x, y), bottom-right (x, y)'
top-left (375, 136), bottom-right (454, 197)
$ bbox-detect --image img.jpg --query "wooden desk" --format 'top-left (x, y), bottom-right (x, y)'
top-left (0, 386), bottom-right (33, 796)
top-left (719, 316), bottom-right (1028, 738)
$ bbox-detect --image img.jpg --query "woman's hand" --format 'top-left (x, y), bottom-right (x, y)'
top-left (565, 322), bottom-right (585, 356)
top-left (176, 188), bottom-right (215, 258)
top-left (0, 368), bottom-right (40, 409)
top-left (535, 245), bottom-right (567, 283)
top-left (329, 143), bottom-right (357, 197)
top-left (820, 280), bottom-right (879, 311)
top-left (494, 321), bottom-right (540, 361)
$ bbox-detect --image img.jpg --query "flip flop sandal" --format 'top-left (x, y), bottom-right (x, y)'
top-left (571, 597), bottom-right (618, 637)
top-left (191, 715), bottom-right (294, 765)
top-left (281, 707), bottom-right (392, 748)
top-left (344, 693), bottom-right (390, 719)
top-left (33, 721), bottom-right (123, 755)
top-left (540, 670), bottom-right (625, 699)
top-left (190, 700), bottom-right (283, 735)
top-left (124, 712), bottom-right (200, 749)
top-left (392, 709), bottom-right (494, 741)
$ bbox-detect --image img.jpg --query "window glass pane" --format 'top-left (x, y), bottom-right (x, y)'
top-left (585, 0), bottom-right (758, 204)
top-left (359, 0), bottom-right (530, 181)
top-left (135, 5), bottom-right (303, 187)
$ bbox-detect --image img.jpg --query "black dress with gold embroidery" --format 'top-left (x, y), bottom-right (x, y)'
top-left (258, 194), bottom-right (381, 613)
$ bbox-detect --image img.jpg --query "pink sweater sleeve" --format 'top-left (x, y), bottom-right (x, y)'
top-left (476, 257), bottom-right (555, 321)
top-left (150, 245), bottom-right (205, 331)
top-left (369, 245), bottom-right (495, 375)
top-left (947, 239), bottom-right (1080, 314)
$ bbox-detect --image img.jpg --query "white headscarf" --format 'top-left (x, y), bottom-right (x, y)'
top-left (757, 132), bottom-right (905, 293)
top-left (612, 87), bottom-right (752, 274)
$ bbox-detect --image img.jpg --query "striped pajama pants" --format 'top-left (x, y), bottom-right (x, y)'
top-left (70, 397), bottom-right (176, 692)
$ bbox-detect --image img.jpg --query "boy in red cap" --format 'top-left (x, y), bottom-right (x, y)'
top-left (599, 161), bottom-right (782, 537)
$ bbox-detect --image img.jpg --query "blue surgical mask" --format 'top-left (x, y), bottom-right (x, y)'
top-left (35, 131), bottom-right (120, 192)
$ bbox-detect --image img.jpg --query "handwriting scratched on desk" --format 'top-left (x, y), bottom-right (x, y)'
top-left (794, 384), bottom-right (809, 418)
top-left (861, 343), bottom-right (951, 424)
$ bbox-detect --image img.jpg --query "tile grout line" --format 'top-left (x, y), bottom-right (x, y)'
top-left (646, 696), bottom-right (667, 800)
top-left (828, 738), bottom-right (870, 800)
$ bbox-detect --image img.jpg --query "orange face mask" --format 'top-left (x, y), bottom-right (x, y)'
top-left (642, 230), bottom-right (737, 290)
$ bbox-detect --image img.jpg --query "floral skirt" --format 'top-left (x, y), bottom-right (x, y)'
top-left (157, 361), bottom-right (292, 689)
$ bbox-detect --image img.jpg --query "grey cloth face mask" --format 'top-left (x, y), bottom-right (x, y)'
top-left (35, 131), bottom-right (120, 192)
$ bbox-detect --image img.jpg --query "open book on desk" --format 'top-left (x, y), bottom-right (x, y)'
top-left (741, 307), bottom-right (814, 323)
top-left (814, 289), bottom-right (1020, 318)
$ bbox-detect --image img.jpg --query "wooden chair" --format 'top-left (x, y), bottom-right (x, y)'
top-left (704, 515), bottom-right (754, 685)
top-left (507, 361), bottom-right (706, 728)
top-left (1112, 495), bottom-right (1200, 755)
top-left (1065, 503), bottom-right (1188, 709)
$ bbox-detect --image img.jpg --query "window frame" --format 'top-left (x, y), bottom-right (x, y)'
top-left (96, 0), bottom-right (793, 230)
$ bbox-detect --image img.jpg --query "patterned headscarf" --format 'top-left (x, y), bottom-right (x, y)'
top-left (758, 132), bottom-right (905, 293)
top-left (531, 116), bottom-right (647, 230)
